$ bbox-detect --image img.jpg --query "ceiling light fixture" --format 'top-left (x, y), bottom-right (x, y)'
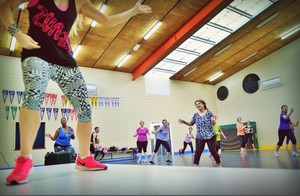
top-left (144, 21), bottom-right (162, 40)
top-left (256, 12), bottom-right (280, 29)
top-left (281, 25), bottom-right (300, 40)
top-left (117, 54), bottom-right (130, 67)
top-left (133, 44), bottom-right (141, 51)
top-left (209, 72), bottom-right (223, 82)
top-left (18, 3), bottom-right (25, 10)
top-left (73, 45), bottom-right (82, 58)
top-left (239, 51), bottom-right (258, 63)
top-left (9, 37), bottom-right (16, 51)
top-left (214, 43), bottom-right (232, 56)
top-left (183, 67), bottom-right (197, 77)
top-left (91, 4), bottom-right (107, 27)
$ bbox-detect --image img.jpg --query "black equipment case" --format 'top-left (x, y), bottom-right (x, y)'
top-left (44, 151), bottom-right (72, 165)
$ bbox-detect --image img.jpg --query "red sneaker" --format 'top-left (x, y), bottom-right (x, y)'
top-left (75, 155), bottom-right (107, 171)
top-left (6, 156), bottom-right (33, 185)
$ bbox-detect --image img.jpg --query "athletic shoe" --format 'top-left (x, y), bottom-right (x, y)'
top-left (291, 152), bottom-right (300, 157)
top-left (75, 155), bottom-right (107, 171)
top-left (216, 163), bottom-right (222, 167)
top-left (149, 161), bottom-right (155, 165)
top-left (6, 156), bottom-right (33, 185)
top-left (166, 159), bottom-right (172, 163)
top-left (274, 151), bottom-right (279, 157)
top-left (253, 148), bottom-right (256, 151)
top-left (137, 159), bottom-right (142, 164)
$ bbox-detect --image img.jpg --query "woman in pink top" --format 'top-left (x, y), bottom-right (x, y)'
top-left (134, 120), bottom-right (150, 163)
top-left (236, 117), bottom-right (246, 153)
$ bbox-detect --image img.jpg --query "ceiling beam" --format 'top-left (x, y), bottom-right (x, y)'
top-left (131, 0), bottom-right (230, 81)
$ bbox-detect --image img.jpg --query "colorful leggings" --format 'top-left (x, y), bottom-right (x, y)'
top-left (21, 57), bottom-right (91, 122)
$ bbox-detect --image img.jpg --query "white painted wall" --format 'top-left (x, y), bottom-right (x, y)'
top-left (215, 38), bottom-right (300, 148)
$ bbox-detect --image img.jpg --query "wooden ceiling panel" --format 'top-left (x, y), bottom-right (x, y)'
top-left (1, 0), bottom-right (300, 85)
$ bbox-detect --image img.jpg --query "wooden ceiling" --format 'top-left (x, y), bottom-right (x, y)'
top-left (0, 0), bottom-right (300, 85)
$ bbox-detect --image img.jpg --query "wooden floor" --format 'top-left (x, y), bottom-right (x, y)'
top-left (0, 150), bottom-right (299, 195)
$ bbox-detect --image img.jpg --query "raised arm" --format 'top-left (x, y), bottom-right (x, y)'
top-left (0, 0), bottom-right (41, 50)
top-left (283, 108), bottom-right (294, 120)
top-left (70, 127), bottom-right (75, 140)
top-left (45, 129), bottom-right (59, 141)
top-left (152, 127), bottom-right (161, 134)
top-left (178, 119), bottom-right (192, 126)
top-left (77, 0), bottom-right (152, 28)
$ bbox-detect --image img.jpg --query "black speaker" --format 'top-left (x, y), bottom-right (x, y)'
top-left (44, 151), bottom-right (72, 165)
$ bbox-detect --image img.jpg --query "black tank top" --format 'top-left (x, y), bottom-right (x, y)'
top-left (21, 0), bottom-right (77, 67)
top-left (91, 132), bottom-right (98, 143)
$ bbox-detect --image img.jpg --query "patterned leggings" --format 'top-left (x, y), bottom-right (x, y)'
top-left (21, 57), bottom-right (91, 122)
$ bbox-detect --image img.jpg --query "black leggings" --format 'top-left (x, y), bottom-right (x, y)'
top-left (238, 135), bottom-right (246, 148)
top-left (194, 136), bottom-right (220, 165)
top-left (137, 141), bottom-right (148, 153)
top-left (182, 141), bottom-right (194, 154)
top-left (153, 139), bottom-right (171, 153)
top-left (277, 129), bottom-right (296, 146)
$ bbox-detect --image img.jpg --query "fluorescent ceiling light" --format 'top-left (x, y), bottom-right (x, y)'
top-left (91, 4), bottom-right (107, 27)
top-left (239, 51), bottom-right (258, 63)
top-left (183, 67), bottom-right (197, 77)
top-left (256, 12), bottom-right (280, 29)
top-left (214, 44), bottom-right (232, 56)
top-left (9, 37), bottom-right (16, 51)
top-left (18, 3), bottom-right (25, 10)
top-left (281, 26), bottom-right (300, 40)
top-left (73, 45), bottom-right (81, 58)
top-left (209, 72), bottom-right (223, 82)
top-left (117, 54), bottom-right (130, 67)
top-left (133, 44), bottom-right (141, 51)
top-left (144, 21), bottom-right (162, 40)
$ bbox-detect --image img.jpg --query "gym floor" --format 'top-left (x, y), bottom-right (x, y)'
top-left (0, 149), bottom-right (299, 195)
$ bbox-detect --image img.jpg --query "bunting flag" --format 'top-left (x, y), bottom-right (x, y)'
top-left (104, 97), bottom-right (107, 107)
top-left (88, 97), bottom-right (93, 107)
top-left (53, 108), bottom-right (59, 120)
top-left (65, 108), bottom-right (70, 120)
top-left (61, 108), bottom-right (66, 119)
top-left (40, 107), bottom-right (45, 120)
top-left (50, 94), bottom-right (57, 106)
top-left (70, 109), bottom-right (75, 120)
top-left (17, 91), bottom-right (24, 105)
top-left (116, 97), bottom-right (120, 107)
top-left (46, 108), bottom-right (52, 120)
top-left (11, 106), bottom-right (18, 120)
top-left (61, 95), bottom-right (65, 107)
top-left (98, 97), bottom-right (102, 107)
top-left (92, 97), bottom-right (98, 108)
top-left (44, 93), bottom-right (50, 105)
top-left (111, 97), bottom-right (117, 107)
top-left (2, 90), bottom-right (8, 104)
top-left (9, 90), bottom-right (15, 104)
top-left (6, 106), bottom-right (9, 120)
top-left (106, 97), bottom-right (110, 107)
top-left (64, 96), bottom-right (69, 107)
